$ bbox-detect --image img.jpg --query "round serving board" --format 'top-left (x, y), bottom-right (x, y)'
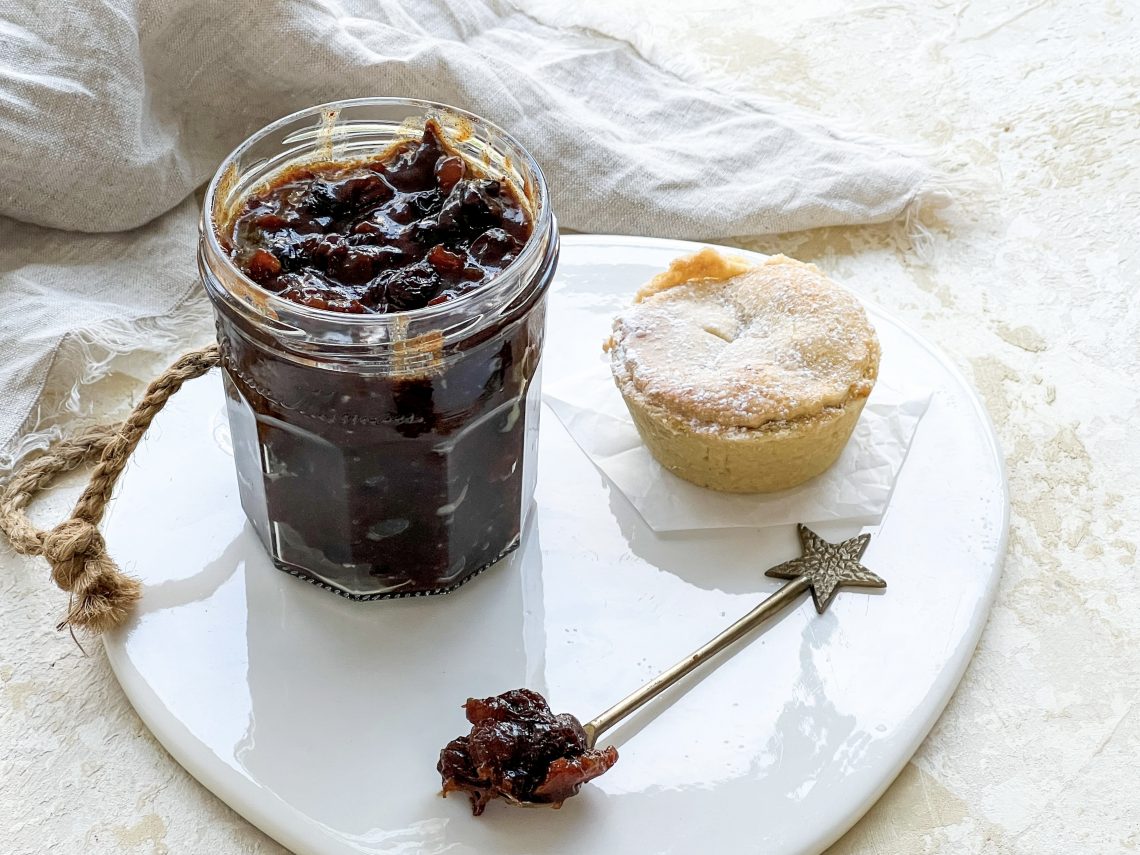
top-left (103, 235), bottom-right (1007, 855)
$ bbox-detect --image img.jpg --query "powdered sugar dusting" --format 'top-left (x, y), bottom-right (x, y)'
top-left (609, 254), bottom-right (880, 428)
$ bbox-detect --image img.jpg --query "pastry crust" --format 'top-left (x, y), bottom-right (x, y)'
top-left (606, 249), bottom-right (880, 493)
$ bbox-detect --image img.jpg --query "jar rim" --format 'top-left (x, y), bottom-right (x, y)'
top-left (199, 97), bottom-right (552, 328)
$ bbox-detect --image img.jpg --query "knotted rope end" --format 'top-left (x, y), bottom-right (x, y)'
top-left (43, 518), bottom-right (141, 633)
top-left (1, 344), bottom-right (219, 638)
top-left (57, 573), bottom-right (143, 634)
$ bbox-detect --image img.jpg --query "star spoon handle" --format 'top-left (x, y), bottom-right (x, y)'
top-left (439, 526), bottom-right (887, 813)
top-left (582, 575), bottom-right (810, 749)
top-left (582, 525), bottom-right (884, 749)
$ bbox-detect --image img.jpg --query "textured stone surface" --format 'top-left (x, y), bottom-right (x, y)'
top-left (2, 1), bottom-right (1138, 852)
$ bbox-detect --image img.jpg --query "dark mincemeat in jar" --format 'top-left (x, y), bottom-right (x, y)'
top-left (212, 113), bottom-right (551, 599)
top-left (227, 119), bottom-right (532, 313)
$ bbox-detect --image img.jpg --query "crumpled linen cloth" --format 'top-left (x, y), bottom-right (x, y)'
top-left (0, 0), bottom-right (939, 468)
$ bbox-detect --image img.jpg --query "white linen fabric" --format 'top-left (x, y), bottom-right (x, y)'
top-left (0, 0), bottom-right (941, 467)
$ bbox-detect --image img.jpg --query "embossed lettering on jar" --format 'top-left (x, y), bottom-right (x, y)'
top-left (198, 99), bottom-right (557, 598)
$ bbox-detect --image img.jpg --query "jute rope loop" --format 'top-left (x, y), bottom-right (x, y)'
top-left (0, 345), bottom-right (221, 633)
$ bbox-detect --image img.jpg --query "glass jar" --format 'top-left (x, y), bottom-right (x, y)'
top-left (198, 98), bottom-right (557, 598)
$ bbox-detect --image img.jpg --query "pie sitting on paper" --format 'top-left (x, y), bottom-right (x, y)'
top-left (604, 249), bottom-right (881, 493)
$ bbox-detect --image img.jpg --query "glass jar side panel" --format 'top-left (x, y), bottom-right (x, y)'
top-left (213, 296), bottom-right (547, 598)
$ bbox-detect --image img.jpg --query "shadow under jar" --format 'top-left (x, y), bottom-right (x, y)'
top-left (199, 98), bottom-right (557, 598)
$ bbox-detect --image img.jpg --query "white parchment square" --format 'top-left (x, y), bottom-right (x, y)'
top-left (544, 371), bottom-right (929, 532)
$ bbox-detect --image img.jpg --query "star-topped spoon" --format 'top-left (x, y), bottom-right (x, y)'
top-left (438, 524), bottom-right (886, 815)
